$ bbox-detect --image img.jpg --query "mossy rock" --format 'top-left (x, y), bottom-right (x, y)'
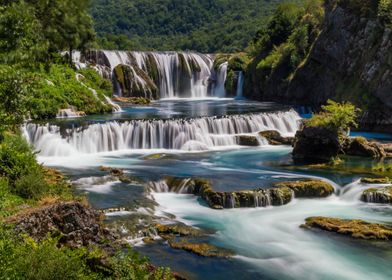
top-left (99, 166), bottom-right (124, 177)
top-left (113, 64), bottom-right (158, 99)
top-left (155, 223), bottom-right (204, 238)
top-left (235, 135), bottom-right (260, 146)
top-left (361, 186), bottom-right (392, 203)
top-left (273, 180), bottom-right (335, 198)
top-left (112, 96), bottom-right (151, 105)
top-left (167, 240), bottom-right (233, 258)
top-left (360, 177), bottom-right (390, 184)
top-left (302, 216), bottom-right (392, 240)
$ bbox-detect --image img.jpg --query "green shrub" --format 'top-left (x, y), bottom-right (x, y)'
top-left (13, 168), bottom-right (48, 200)
top-left (306, 100), bottom-right (360, 134)
top-left (0, 134), bottom-right (39, 184)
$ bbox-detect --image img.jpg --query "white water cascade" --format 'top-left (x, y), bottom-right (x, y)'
top-left (80, 50), bottom-right (228, 99)
top-left (235, 71), bottom-right (245, 99)
top-left (24, 110), bottom-right (301, 157)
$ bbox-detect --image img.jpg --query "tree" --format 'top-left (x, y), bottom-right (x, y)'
top-left (306, 100), bottom-right (360, 134)
top-left (0, 1), bottom-right (47, 67)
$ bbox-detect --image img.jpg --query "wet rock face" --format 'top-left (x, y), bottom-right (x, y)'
top-left (11, 202), bottom-right (115, 248)
top-left (292, 126), bottom-right (341, 164)
top-left (235, 135), bottom-right (260, 146)
top-left (302, 216), bottom-right (392, 240)
top-left (342, 137), bottom-right (386, 158)
top-left (361, 186), bottom-right (392, 204)
top-left (259, 130), bottom-right (294, 145)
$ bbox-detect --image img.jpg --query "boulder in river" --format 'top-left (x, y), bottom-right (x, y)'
top-left (361, 186), bottom-right (392, 204)
top-left (302, 216), bottom-right (392, 240)
top-left (292, 126), bottom-right (341, 164)
top-left (259, 130), bottom-right (294, 145)
top-left (272, 180), bottom-right (335, 198)
top-left (235, 135), bottom-right (260, 146)
top-left (360, 177), bottom-right (390, 184)
top-left (342, 137), bottom-right (386, 158)
top-left (167, 240), bottom-right (233, 258)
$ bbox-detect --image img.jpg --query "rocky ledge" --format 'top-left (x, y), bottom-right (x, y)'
top-left (302, 217), bottom-right (392, 241)
top-left (9, 202), bottom-right (116, 249)
top-left (152, 178), bottom-right (334, 210)
top-left (361, 186), bottom-right (392, 204)
top-left (259, 130), bottom-right (294, 145)
top-left (360, 177), bottom-right (390, 184)
top-left (293, 126), bottom-right (389, 164)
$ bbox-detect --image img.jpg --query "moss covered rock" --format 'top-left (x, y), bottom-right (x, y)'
top-left (361, 186), bottom-right (392, 203)
top-left (155, 223), bottom-right (204, 237)
top-left (343, 137), bottom-right (386, 158)
top-left (360, 177), bottom-right (390, 184)
top-left (273, 180), bottom-right (335, 198)
top-left (167, 240), bottom-right (233, 258)
top-left (302, 216), bottom-right (392, 240)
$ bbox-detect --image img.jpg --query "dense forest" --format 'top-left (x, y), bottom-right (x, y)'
top-left (91, 0), bottom-right (301, 52)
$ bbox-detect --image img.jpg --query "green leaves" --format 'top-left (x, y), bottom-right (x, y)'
top-left (306, 100), bottom-right (360, 134)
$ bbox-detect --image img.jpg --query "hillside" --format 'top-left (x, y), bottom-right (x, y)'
top-left (91, 0), bottom-right (300, 52)
top-left (245, 0), bottom-right (392, 130)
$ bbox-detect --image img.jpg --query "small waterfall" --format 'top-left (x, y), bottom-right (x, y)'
top-left (235, 71), bottom-right (244, 99)
top-left (214, 62), bottom-right (228, 97)
top-left (79, 50), bottom-right (226, 99)
top-left (24, 110), bottom-right (301, 157)
top-left (148, 181), bottom-right (170, 193)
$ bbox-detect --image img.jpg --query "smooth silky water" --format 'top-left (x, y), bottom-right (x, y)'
top-left (25, 99), bottom-right (392, 280)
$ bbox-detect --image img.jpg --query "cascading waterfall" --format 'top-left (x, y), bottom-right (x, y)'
top-left (214, 62), bottom-right (228, 97)
top-left (24, 110), bottom-right (301, 157)
top-left (79, 50), bottom-right (228, 99)
top-left (235, 71), bottom-right (244, 99)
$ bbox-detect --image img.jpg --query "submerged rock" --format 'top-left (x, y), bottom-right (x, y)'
top-left (272, 180), bottom-right (335, 198)
top-left (302, 217), bottom-right (392, 240)
top-left (167, 240), bottom-right (233, 258)
top-left (100, 166), bottom-right (124, 177)
top-left (235, 135), bottom-right (260, 146)
top-left (155, 223), bottom-right (204, 238)
top-left (342, 137), bottom-right (386, 158)
top-left (259, 130), bottom-right (294, 145)
top-left (361, 186), bottom-right (392, 204)
top-left (360, 177), bottom-right (390, 184)
top-left (292, 126), bottom-right (341, 164)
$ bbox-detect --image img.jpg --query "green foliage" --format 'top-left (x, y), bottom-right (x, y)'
top-left (91, 0), bottom-right (302, 52)
top-left (0, 1), bottom-right (47, 66)
top-left (0, 66), bottom-right (32, 135)
top-left (0, 0), bottom-right (95, 65)
top-left (306, 100), bottom-right (360, 134)
top-left (378, 0), bottom-right (392, 27)
top-left (0, 225), bottom-right (173, 280)
top-left (28, 65), bottom-right (113, 119)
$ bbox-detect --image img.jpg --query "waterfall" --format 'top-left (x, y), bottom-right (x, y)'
top-left (79, 50), bottom-right (227, 99)
top-left (24, 110), bottom-right (301, 157)
top-left (214, 62), bottom-right (228, 97)
top-left (235, 71), bottom-right (244, 99)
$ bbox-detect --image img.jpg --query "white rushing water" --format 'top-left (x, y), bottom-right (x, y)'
top-left (82, 50), bottom-right (228, 99)
top-left (152, 180), bottom-right (392, 280)
top-left (235, 71), bottom-right (245, 99)
top-left (23, 110), bottom-right (301, 156)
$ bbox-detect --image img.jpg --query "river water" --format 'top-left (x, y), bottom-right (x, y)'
top-left (25, 99), bottom-right (392, 280)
